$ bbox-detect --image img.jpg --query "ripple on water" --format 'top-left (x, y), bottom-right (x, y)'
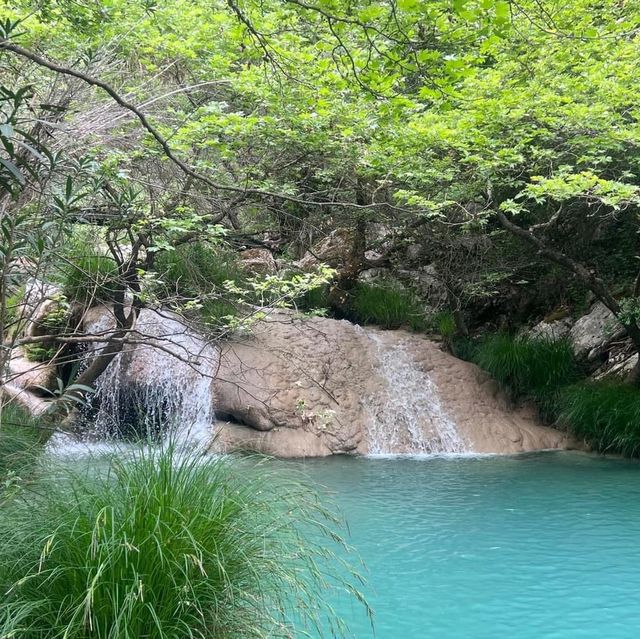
top-left (284, 452), bottom-right (640, 639)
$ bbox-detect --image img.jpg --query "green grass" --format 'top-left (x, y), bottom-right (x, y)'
top-left (0, 445), bottom-right (368, 638)
top-left (155, 243), bottom-right (248, 327)
top-left (0, 404), bottom-right (43, 485)
top-left (558, 381), bottom-right (640, 456)
top-left (346, 283), bottom-right (427, 330)
top-left (299, 283), bottom-right (332, 313)
top-left (471, 333), bottom-right (581, 417)
top-left (63, 255), bottom-right (121, 305)
top-left (155, 243), bottom-right (247, 299)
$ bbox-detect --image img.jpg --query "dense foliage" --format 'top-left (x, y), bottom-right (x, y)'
top-left (2, 0), bottom-right (640, 345)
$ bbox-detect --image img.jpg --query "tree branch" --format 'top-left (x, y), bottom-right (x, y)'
top-left (0, 40), bottom-right (395, 212)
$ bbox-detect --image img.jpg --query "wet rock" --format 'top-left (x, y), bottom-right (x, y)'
top-left (81, 306), bottom-right (218, 439)
top-left (213, 310), bottom-right (577, 457)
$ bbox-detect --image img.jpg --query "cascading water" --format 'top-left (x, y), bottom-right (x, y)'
top-left (364, 331), bottom-right (467, 455)
top-left (49, 308), bottom-right (218, 455)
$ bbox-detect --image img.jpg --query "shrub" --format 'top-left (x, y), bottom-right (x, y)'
top-left (199, 298), bottom-right (241, 331)
top-left (299, 282), bottom-right (332, 313)
top-left (558, 381), bottom-right (640, 456)
top-left (347, 282), bottom-right (426, 330)
top-left (0, 446), bottom-right (367, 638)
top-left (472, 333), bottom-right (581, 416)
top-left (154, 244), bottom-right (248, 328)
top-left (451, 336), bottom-right (477, 362)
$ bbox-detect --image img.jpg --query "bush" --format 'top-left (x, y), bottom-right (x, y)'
top-left (347, 282), bottom-right (426, 330)
top-left (0, 446), bottom-right (366, 638)
top-left (472, 333), bottom-right (581, 416)
top-left (299, 283), bottom-right (332, 313)
top-left (558, 381), bottom-right (640, 456)
top-left (155, 243), bottom-right (248, 328)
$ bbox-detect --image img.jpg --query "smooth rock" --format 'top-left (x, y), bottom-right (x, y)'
top-left (8, 348), bottom-right (57, 393)
top-left (214, 310), bottom-right (577, 457)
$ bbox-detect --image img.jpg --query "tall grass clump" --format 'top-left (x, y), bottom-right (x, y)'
top-left (347, 282), bottom-right (426, 330)
top-left (558, 381), bottom-right (640, 456)
top-left (0, 446), bottom-right (368, 638)
top-left (155, 243), bottom-right (248, 327)
top-left (155, 243), bottom-right (247, 298)
top-left (0, 404), bottom-right (43, 485)
top-left (472, 333), bottom-right (581, 417)
top-left (63, 255), bottom-right (121, 305)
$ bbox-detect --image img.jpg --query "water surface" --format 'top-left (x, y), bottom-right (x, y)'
top-left (290, 452), bottom-right (640, 639)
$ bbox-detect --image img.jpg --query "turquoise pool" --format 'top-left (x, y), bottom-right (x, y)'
top-left (293, 452), bottom-right (640, 638)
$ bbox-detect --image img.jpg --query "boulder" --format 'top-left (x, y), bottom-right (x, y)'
top-left (296, 228), bottom-right (353, 270)
top-left (20, 279), bottom-right (62, 337)
top-left (595, 352), bottom-right (638, 380)
top-left (213, 310), bottom-right (577, 457)
top-left (80, 305), bottom-right (218, 438)
top-left (569, 302), bottom-right (625, 360)
top-left (238, 248), bottom-right (278, 275)
top-left (8, 348), bottom-right (57, 394)
top-left (529, 317), bottom-right (573, 341)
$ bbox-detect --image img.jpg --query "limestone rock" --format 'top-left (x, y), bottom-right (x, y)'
top-left (81, 306), bottom-right (218, 437)
top-left (594, 350), bottom-right (638, 381)
top-left (213, 310), bottom-right (371, 455)
top-left (296, 228), bottom-right (352, 270)
top-left (528, 317), bottom-right (573, 341)
top-left (20, 279), bottom-right (62, 337)
top-left (213, 311), bottom-right (577, 457)
top-left (8, 348), bottom-right (57, 393)
top-left (569, 302), bottom-right (625, 360)
top-left (239, 248), bottom-right (277, 274)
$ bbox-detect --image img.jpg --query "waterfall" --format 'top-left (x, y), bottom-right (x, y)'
top-left (364, 331), bottom-right (467, 455)
top-left (49, 309), bottom-right (217, 455)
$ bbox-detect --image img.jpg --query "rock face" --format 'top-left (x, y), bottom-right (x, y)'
top-left (569, 302), bottom-right (625, 360)
top-left (529, 317), bottom-right (573, 341)
top-left (213, 311), bottom-right (576, 457)
top-left (74, 305), bottom-right (577, 457)
top-left (238, 248), bottom-right (278, 274)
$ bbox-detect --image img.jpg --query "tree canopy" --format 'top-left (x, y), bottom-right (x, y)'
top-left (2, 0), bottom-right (640, 400)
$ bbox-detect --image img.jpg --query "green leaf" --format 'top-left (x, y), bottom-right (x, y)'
top-left (0, 157), bottom-right (24, 186)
